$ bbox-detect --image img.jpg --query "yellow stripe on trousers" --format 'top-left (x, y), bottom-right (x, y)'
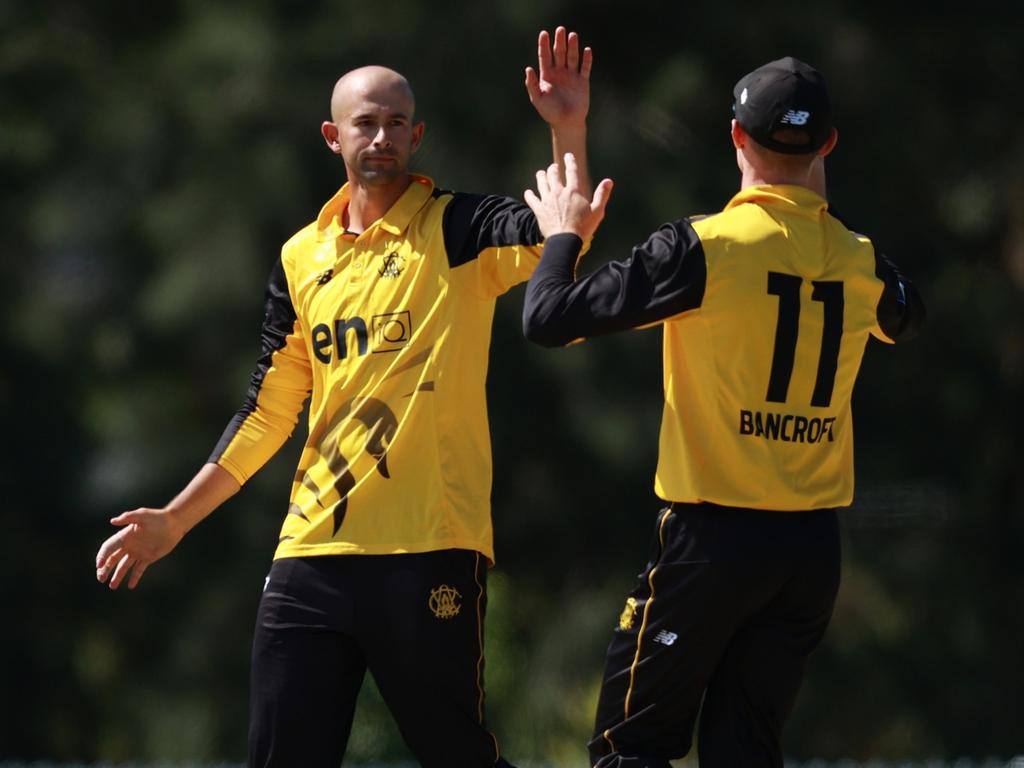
top-left (624, 507), bottom-right (674, 719)
top-left (473, 552), bottom-right (500, 762)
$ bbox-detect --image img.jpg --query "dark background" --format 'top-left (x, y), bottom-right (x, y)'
top-left (2, 0), bottom-right (1021, 763)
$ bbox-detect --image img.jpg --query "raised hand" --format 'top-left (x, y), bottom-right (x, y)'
top-left (524, 152), bottom-right (613, 241)
top-left (525, 26), bottom-right (592, 129)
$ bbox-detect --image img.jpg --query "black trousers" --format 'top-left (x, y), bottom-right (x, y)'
top-left (589, 502), bottom-right (841, 768)
top-left (247, 549), bottom-right (513, 768)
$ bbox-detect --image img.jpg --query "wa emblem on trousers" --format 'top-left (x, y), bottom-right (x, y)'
top-left (429, 585), bottom-right (462, 619)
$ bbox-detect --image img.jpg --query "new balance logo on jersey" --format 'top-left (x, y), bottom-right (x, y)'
top-left (311, 311), bottom-right (413, 363)
top-left (654, 630), bottom-right (678, 646)
top-left (780, 110), bottom-right (811, 126)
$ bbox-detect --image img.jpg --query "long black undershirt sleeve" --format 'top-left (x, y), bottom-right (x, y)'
top-left (829, 207), bottom-right (925, 343)
top-left (874, 250), bottom-right (926, 342)
top-left (209, 258), bottom-right (304, 464)
top-left (522, 221), bottom-right (708, 347)
top-left (441, 192), bottom-right (542, 267)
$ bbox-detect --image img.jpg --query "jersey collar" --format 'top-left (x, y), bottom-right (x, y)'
top-left (316, 174), bottom-right (435, 241)
top-left (724, 184), bottom-right (828, 216)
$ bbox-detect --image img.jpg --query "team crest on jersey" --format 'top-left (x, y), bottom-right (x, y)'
top-left (619, 596), bottom-right (639, 630)
top-left (429, 585), bottom-right (462, 619)
top-left (379, 251), bottom-right (405, 278)
top-left (316, 268), bottom-right (335, 286)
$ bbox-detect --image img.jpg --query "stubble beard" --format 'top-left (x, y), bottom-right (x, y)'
top-left (353, 152), bottom-right (406, 187)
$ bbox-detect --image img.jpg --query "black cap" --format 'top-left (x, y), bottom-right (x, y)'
top-left (732, 57), bottom-right (832, 155)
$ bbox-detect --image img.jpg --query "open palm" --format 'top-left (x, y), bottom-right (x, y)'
top-left (526, 26), bottom-right (592, 128)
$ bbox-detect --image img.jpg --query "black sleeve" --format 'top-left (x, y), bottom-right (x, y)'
top-left (522, 220), bottom-right (708, 348)
top-left (874, 250), bottom-right (926, 342)
top-left (209, 258), bottom-right (301, 463)
top-left (441, 192), bottom-right (542, 267)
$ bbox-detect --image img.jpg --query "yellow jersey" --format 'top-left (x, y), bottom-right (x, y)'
top-left (524, 184), bottom-right (924, 510)
top-left (211, 175), bottom-right (542, 561)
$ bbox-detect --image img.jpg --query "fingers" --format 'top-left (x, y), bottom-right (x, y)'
top-left (524, 188), bottom-right (542, 213)
top-left (127, 562), bottom-right (148, 590)
top-left (591, 178), bottom-right (615, 217)
top-left (538, 27), bottom-right (589, 77)
top-left (96, 547), bottom-right (121, 583)
top-left (96, 524), bottom-right (130, 580)
top-left (537, 29), bottom-right (551, 80)
top-left (96, 532), bottom-right (121, 568)
top-left (524, 67), bottom-right (540, 102)
top-left (581, 46), bottom-right (593, 79)
top-left (552, 26), bottom-right (567, 69)
top-left (535, 167), bottom-right (551, 199)
top-left (567, 31), bottom-right (580, 71)
top-left (108, 553), bottom-right (133, 590)
top-left (547, 162), bottom-right (566, 195)
top-left (562, 152), bottom-right (580, 191)
top-left (111, 509), bottom-right (144, 526)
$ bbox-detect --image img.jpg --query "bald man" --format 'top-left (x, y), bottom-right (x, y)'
top-left (95, 27), bottom-right (593, 767)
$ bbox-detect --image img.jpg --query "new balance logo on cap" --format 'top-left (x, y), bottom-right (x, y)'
top-left (780, 110), bottom-right (811, 126)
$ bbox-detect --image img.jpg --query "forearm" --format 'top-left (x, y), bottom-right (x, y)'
top-left (524, 222), bottom-right (709, 347)
top-left (165, 462), bottom-right (241, 536)
top-left (550, 123), bottom-right (591, 197)
top-left (523, 233), bottom-right (586, 346)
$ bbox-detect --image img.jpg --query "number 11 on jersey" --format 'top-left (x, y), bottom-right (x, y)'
top-left (766, 272), bottom-right (844, 408)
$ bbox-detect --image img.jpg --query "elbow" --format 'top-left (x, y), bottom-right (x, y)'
top-left (522, 303), bottom-right (570, 348)
top-left (878, 280), bottom-right (926, 343)
top-left (522, 313), bottom-right (563, 348)
top-left (896, 302), bottom-right (926, 342)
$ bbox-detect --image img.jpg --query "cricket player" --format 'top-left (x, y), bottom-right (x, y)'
top-left (521, 57), bottom-right (925, 767)
top-left (95, 27), bottom-right (593, 767)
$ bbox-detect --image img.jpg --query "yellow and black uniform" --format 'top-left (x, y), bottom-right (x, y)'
top-left (224, 175), bottom-right (540, 768)
top-left (212, 174), bottom-right (539, 563)
top-left (524, 184), bottom-right (924, 768)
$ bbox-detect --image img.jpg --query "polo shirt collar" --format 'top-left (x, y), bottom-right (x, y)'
top-left (724, 184), bottom-right (828, 217)
top-left (316, 174), bottom-right (435, 241)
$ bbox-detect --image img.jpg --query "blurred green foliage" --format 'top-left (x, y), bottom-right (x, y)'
top-left (2, 0), bottom-right (1022, 764)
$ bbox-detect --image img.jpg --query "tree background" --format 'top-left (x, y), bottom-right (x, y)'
top-left (2, 0), bottom-right (1021, 763)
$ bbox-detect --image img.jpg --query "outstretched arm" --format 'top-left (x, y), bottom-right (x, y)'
top-left (96, 463), bottom-right (240, 590)
top-left (526, 26), bottom-right (593, 197)
top-left (522, 154), bottom-right (708, 347)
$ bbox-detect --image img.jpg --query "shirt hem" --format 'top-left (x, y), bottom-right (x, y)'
top-left (272, 538), bottom-right (496, 565)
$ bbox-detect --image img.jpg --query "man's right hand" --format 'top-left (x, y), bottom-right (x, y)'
top-left (96, 507), bottom-right (185, 590)
top-left (95, 462), bottom-right (240, 590)
top-left (524, 152), bottom-right (613, 242)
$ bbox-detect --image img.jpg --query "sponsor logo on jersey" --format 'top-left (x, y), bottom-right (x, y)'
top-left (429, 585), bottom-right (462, 619)
top-left (619, 596), bottom-right (639, 630)
top-left (311, 311), bottom-right (412, 362)
top-left (653, 630), bottom-right (678, 646)
top-left (780, 109), bottom-right (811, 126)
top-left (379, 251), bottom-right (405, 278)
top-left (739, 409), bottom-right (836, 444)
